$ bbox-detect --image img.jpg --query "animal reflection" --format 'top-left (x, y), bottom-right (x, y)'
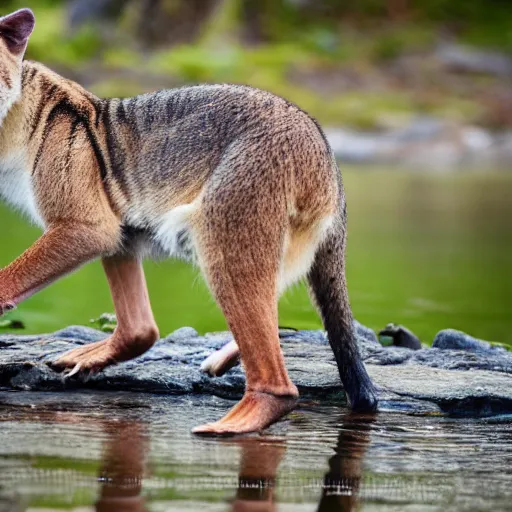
top-left (317, 412), bottom-right (376, 512)
top-left (96, 421), bottom-right (149, 512)
top-left (97, 423), bottom-right (285, 512)
top-left (228, 438), bottom-right (286, 512)
top-left (222, 411), bottom-right (375, 512)
top-left (0, 399), bottom-right (374, 511)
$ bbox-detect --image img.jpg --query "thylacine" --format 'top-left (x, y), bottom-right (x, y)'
top-left (0, 8), bottom-right (377, 434)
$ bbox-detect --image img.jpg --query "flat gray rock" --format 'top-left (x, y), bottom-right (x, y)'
top-left (1, 325), bottom-right (511, 417)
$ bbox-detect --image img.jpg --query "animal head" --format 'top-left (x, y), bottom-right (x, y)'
top-left (0, 8), bottom-right (35, 124)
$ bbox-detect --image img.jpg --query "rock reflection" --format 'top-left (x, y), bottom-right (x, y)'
top-left (96, 421), bottom-right (149, 512)
top-left (317, 412), bottom-right (376, 512)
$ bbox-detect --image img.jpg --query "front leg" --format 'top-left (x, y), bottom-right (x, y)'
top-left (0, 222), bottom-right (120, 313)
top-left (51, 255), bottom-right (159, 374)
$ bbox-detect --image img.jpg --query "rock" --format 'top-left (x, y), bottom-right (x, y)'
top-left (371, 365), bottom-right (512, 417)
top-left (52, 325), bottom-right (106, 342)
top-left (0, 319), bottom-right (25, 330)
top-left (433, 329), bottom-right (506, 353)
top-left (0, 325), bottom-right (511, 417)
top-left (354, 320), bottom-right (379, 345)
top-left (324, 119), bottom-right (509, 171)
top-left (286, 329), bottom-right (327, 345)
top-left (378, 323), bottom-right (422, 350)
top-left (164, 326), bottom-right (200, 342)
top-left (324, 128), bottom-right (381, 163)
top-left (436, 43), bottom-right (512, 78)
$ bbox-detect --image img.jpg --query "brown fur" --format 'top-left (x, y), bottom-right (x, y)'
top-left (0, 8), bottom-right (377, 435)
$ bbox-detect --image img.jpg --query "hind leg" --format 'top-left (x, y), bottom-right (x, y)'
top-left (193, 283), bottom-right (298, 434)
top-left (200, 219), bottom-right (331, 378)
top-left (192, 269), bottom-right (298, 434)
top-left (191, 196), bottom-right (298, 435)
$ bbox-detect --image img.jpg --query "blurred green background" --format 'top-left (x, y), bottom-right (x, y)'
top-left (1, 0), bottom-right (511, 345)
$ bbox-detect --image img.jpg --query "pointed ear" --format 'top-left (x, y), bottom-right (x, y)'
top-left (0, 8), bottom-right (35, 56)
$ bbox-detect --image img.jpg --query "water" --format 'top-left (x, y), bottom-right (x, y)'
top-left (1, 169), bottom-right (511, 508)
top-left (1, 391), bottom-right (511, 511)
top-left (1, 170), bottom-right (511, 347)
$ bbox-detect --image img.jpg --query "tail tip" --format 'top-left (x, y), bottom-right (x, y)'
top-left (349, 387), bottom-right (379, 412)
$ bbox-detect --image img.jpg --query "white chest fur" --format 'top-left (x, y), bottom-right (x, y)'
top-left (0, 152), bottom-right (45, 228)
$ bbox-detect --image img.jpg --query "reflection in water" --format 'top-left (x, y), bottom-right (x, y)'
top-left (230, 438), bottom-right (286, 512)
top-left (4, 393), bottom-right (511, 510)
top-left (0, 394), bottom-right (377, 512)
top-left (317, 412), bottom-right (376, 512)
top-left (95, 421), bottom-right (287, 512)
top-left (0, 396), bottom-right (152, 512)
top-left (93, 414), bottom-right (373, 512)
top-left (96, 421), bottom-right (149, 512)
top-left (223, 412), bottom-right (375, 512)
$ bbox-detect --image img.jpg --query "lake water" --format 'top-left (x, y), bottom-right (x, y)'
top-left (1, 169), bottom-right (510, 347)
top-left (1, 391), bottom-right (511, 512)
top-left (1, 170), bottom-right (512, 511)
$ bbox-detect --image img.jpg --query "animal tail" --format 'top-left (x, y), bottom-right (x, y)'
top-left (307, 200), bottom-right (378, 411)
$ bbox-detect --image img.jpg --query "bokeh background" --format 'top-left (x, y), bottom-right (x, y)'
top-left (1, 0), bottom-right (511, 346)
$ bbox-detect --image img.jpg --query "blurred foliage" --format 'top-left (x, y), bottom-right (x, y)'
top-left (0, 317), bottom-right (25, 330)
top-left (6, 0), bottom-right (512, 53)
top-left (90, 313), bottom-right (117, 333)
top-left (2, 0), bottom-right (512, 127)
top-left (5, 1), bottom-right (101, 65)
top-left (0, 309), bottom-right (25, 330)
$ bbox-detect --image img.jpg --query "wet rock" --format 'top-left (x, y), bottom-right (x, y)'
top-left (364, 345), bottom-right (412, 365)
top-left (379, 323), bottom-right (422, 350)
top-left (0, 325), bottom-right (511, 417)
top-left (410, 347), bottom-right (512, 373)
top-left (433, 329), bottom-right (506, 353)
top-left (52, 325), bottom-right (106, 342)
top-left (371, 365), bottom-right (512, 417)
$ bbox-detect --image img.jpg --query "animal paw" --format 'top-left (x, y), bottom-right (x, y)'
top-left (49, 339), bottom-right (118, 377)
top-left (192, 391), bottom-right (297, 436)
